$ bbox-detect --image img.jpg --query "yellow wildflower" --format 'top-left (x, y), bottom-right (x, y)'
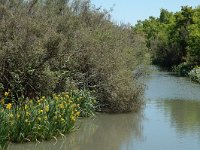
top-left (6, 103), bottom-right (12, 110)
top-left (65, 94), bottom-right (69, 99)
top-left (26, 112), bottom-right (30, 117)
top-left (76, 111), bottom-right (80, 117)
top-left (70, 116), bottom-right (76, 122)
top-left (39, 109), bottom-right (43, 114)
top-left (4, 92), bottom-right (9, 97)
top-left (25, 104), bottom-right (28, 110)
top-left (59, 103), bottom-right (64, 109)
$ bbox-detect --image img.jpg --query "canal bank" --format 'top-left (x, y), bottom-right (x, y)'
top-left (8, 66), bottom-right (200, 150)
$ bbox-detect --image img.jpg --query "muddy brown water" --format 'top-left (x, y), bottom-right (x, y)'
top-left (8, 66), bottom-right (200, 150)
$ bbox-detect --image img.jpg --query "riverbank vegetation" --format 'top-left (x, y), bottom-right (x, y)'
top-left (0, 0), bottom-right (147, 148)
top-left (0, 90), bottom-right (95, 149)
top-left (0, 0), bottom-right (147, 113)
top-left (133, 6), bottom-right (200, 81)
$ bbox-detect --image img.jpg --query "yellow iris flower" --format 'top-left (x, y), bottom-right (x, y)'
top-left (6, 103), bottom-right (12, 110)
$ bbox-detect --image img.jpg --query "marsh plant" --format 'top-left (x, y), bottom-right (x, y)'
top-left (0, 90), bottom-right (95, 149)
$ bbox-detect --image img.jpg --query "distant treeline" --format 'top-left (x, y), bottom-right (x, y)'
top-left (0, 0), bottom-right (148, 112)
top-left (133, 6), bottom-right (200, 73)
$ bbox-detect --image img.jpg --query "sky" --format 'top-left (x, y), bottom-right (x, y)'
top-left (90, 0), bottom-right (200, 25)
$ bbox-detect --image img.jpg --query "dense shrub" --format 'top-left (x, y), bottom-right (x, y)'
top-left (173, 63), bottom-right (192, 76)
top-left (188, 66), bottom-right (200, 83)
top-left (0, 0), bottom-right (147, 113)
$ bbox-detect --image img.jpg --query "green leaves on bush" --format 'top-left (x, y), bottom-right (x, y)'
top-left (0, 0), bottom-right (147, 113)
top-left (188, 66), bottom-right (200, 83)
top-left (134, 6), bottom-right (200, 70)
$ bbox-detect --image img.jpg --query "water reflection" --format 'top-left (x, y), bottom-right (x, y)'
top-left (8, 112), bottom-right (144, 150)
top-left (156, 99), bottom-right (200, 135)
top-left (145, 66), bottom-right (200, 101)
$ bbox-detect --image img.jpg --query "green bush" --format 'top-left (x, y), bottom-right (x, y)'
top-left (134, 6), bottom-right (200, 70)
top-left (173, 63), bottom-right (192, 76)
top-left (0, 0), bottom-right (147, 113)
top-left (188, 66), bottom-right (200, 83)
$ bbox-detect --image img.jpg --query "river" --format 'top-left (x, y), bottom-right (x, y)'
top-left (8, 66), bottom-right (200, 150)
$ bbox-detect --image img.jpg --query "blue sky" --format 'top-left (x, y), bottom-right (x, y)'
top-left (90, 0), bottom-right (200, 25)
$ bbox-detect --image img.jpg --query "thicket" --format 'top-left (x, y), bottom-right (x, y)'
top-left (0, 0), bottom-right (148, 113)
top-left (133, 6), bottom-right (200, 76)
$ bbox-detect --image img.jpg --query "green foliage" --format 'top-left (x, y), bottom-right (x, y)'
top-left (173, 63), bottom-right (192, 76)
top-left (167, 6), bottom-right (194, 66)
top-left (133, 9), bottom-right (176, 69)
top-left (134, 5), bottom-right (200, 71)
top-left (0, 0), bottom-right (147, 113)
top-left (188, 66), bottom-right (200, 83)
top-left (186, 7), bottom-right (200, 64)
top-left (160, 100), bottom-right (200, 134)
top-left (0, 89), bottom-right (95, 148)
